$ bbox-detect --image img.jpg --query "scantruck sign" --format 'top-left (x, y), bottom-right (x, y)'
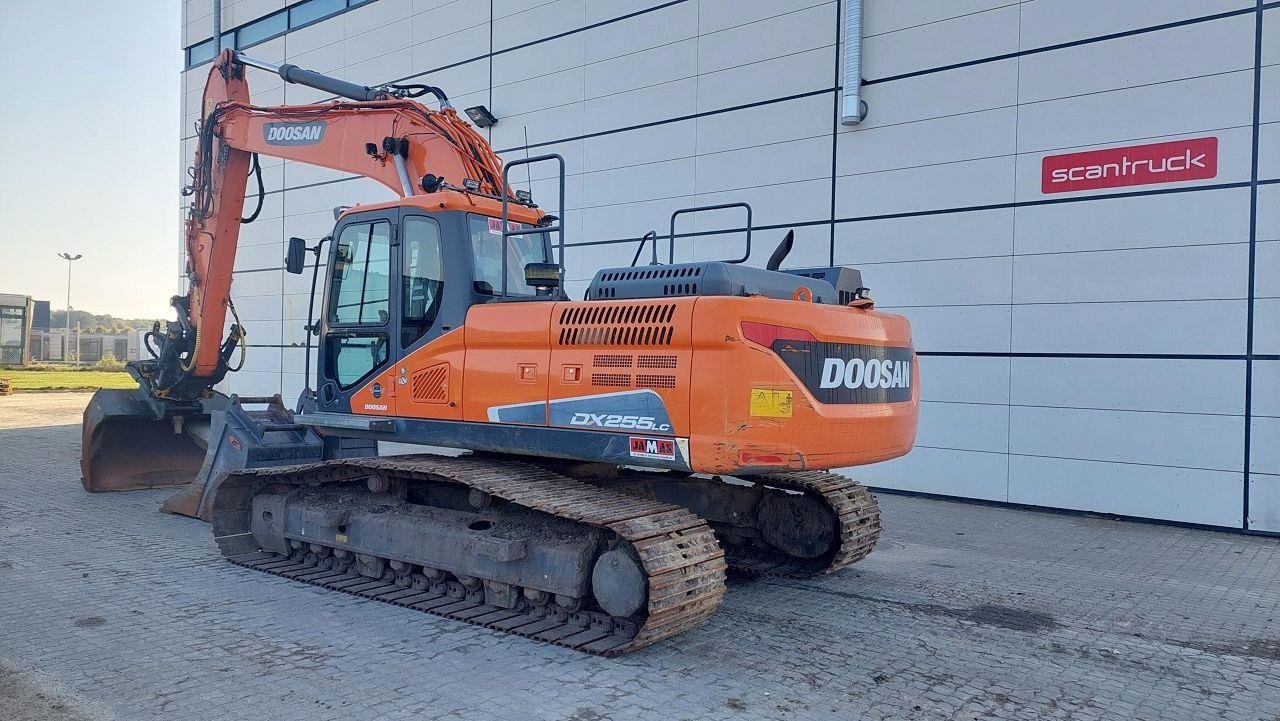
top-left (1041, 137), bottom-right (1217, 194)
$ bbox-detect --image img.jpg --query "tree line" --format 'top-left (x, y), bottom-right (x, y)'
top-left (48, 310), bottom-right (161, 335)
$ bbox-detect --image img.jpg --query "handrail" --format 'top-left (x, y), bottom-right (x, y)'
top-left (667, 202), bottom-right (752, 265)
top-left (629, 231), bottom-right (660, 267)
top-left (500, 154), bottom-right (566, 298)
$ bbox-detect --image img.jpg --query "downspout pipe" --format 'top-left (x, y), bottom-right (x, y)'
top-left (213, 0), bottom-right (222, 50)
top-left (841, 0), bottom-right (868, 125)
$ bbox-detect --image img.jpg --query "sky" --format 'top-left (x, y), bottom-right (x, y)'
top-left (0, 1), bottom-right (182, 319)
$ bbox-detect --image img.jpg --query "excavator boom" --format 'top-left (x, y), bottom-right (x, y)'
top-left (82, 50), bottom-right (542, 494)
top-left (180, 50), bottom-right (519, 385)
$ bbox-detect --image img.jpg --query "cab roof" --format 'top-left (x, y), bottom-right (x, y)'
top-left (338, 189), bottom-right (544, 226)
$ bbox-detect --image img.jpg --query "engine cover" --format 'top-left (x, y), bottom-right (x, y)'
top-left (586, 261), bottom-right (857, 304)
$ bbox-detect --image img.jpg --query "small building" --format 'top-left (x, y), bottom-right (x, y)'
top-left (0, 293), bottom-right (35, 366)
top-left (31, 300), bottom-right (50, 331)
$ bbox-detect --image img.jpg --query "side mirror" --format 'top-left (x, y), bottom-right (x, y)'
top-left (285, 237), bottom-right (307, 275)
top-left (524, 262), bottom-right (561, 291)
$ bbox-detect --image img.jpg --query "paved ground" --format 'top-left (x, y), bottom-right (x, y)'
top-left (0, 659), bottom-right (114, 721)
top-left (0, 391), bottom-right (94, 429)
top-left (2, 392), bottom-right (1279, 720)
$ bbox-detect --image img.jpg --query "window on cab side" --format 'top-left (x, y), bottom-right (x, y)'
top-left (401, 216), bottom-right (444, 347)
top-left (467, 215), bottom-right (548, 297)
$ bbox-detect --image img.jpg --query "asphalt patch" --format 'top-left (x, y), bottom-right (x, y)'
top-left (959, 604), bottom-right (1060, 633)
top-left (774, 581), bottom-right (1062, 633)
top-left (1175, 638), bottom-right (1280, 661)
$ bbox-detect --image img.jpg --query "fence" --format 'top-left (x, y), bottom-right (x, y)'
top-left (24, 330), bottom-right (141, 365)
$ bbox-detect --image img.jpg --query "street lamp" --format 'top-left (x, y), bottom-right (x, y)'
top-left (58, 252), bottom-right (82, 362)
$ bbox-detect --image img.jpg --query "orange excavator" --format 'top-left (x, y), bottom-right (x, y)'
top-left (80, 50), bottom-right (918, 654)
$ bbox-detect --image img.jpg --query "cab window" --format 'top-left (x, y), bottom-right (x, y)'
top-left (328, 220), bottom-right (391, 325)
top-left (401, 216), bottom-right (444, 347)
top-left (468, 215), bottom-right (549, 297)
top-left (328, 333), bottom-right (388, 390)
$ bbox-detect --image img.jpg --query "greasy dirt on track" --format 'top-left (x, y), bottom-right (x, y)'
top-left (2, 395), bottom-right (1280, 720)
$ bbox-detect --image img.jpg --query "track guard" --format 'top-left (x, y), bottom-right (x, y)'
top-left (160, 396), bottom-right (333, 520)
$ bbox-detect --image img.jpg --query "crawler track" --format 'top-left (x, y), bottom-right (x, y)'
top-left (541, 463), bottom-right (882, 580)
top-left (726, 470), bottom-right (881, 578)
top-left (209, 454), bottom-right (726, 655)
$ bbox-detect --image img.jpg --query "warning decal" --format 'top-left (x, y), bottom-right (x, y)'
top-left (749, 389), bottom-right (793, 417)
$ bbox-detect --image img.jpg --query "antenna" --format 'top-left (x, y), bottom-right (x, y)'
top-left (522, 126), bottom-right (533, 193)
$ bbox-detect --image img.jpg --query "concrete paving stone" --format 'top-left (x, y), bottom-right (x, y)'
top-left (0, 392), bottom-right (1278, 720)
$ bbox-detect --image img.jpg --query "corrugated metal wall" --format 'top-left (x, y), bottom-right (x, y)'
top-left (179, 0), bottom-right (1280, 530)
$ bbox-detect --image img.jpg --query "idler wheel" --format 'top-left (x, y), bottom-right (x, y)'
top-left (591, 549), bottom-right (647, 618)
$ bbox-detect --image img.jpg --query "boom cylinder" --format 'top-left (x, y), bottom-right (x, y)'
top-left (235, 53), bottom-right (385, 102)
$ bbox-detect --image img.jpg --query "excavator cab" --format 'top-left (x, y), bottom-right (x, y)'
top-left (300, 154), bottom-right (565, 418)
top-left (303, 202), bottom-right (562, 418)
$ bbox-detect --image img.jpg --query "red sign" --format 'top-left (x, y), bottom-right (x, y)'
top-left (629, 436), bottom-right (676, 461)
top-left (487, 217), bottom-right (523, 234)
top-left (1041, 137), bottom-right (1217, 194)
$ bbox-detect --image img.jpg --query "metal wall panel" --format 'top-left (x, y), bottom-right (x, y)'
top-left (178, 0), bottom-right (1279, 530)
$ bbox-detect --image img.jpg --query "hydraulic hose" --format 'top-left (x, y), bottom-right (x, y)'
top-left (240, 154), bottom-right (264, 223)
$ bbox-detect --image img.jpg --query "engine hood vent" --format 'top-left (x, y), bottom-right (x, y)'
top-left (586, 261), bottom-right (852, 305)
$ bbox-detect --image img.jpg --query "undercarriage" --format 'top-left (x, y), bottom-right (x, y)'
top-left (209, 453), bottom-right (881, 654)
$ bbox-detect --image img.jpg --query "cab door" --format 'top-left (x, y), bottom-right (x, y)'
top-left (316, 212), bottom-right (396, 414)
top-left (321, 208), bottom-right (460, 417)
top-left (390, 212), bottom-right (463, 419)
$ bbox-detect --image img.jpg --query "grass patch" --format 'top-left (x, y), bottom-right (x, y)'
top-left (0, 369), bottom-right (137, 392)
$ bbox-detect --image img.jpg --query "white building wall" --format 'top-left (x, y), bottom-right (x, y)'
top-left (180, 0), bottom-right (1280, 530)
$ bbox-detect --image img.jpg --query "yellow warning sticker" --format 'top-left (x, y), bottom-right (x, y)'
top-left (750, 389), bottom-right (793, 417)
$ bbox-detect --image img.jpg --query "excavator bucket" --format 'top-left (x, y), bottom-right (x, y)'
top-left (81, 388), bottom-right (207, 496)
top-left (81, 388), bottom-right (345, 520)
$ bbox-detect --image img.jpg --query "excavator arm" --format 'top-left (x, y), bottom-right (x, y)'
top-left (80, 49), bottom-right (538, 497)
top-left (160, 49), bottom-right (517, 396)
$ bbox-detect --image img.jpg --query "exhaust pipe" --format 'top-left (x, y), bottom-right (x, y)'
top-left (766, 230), bottom-right (795, 271)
